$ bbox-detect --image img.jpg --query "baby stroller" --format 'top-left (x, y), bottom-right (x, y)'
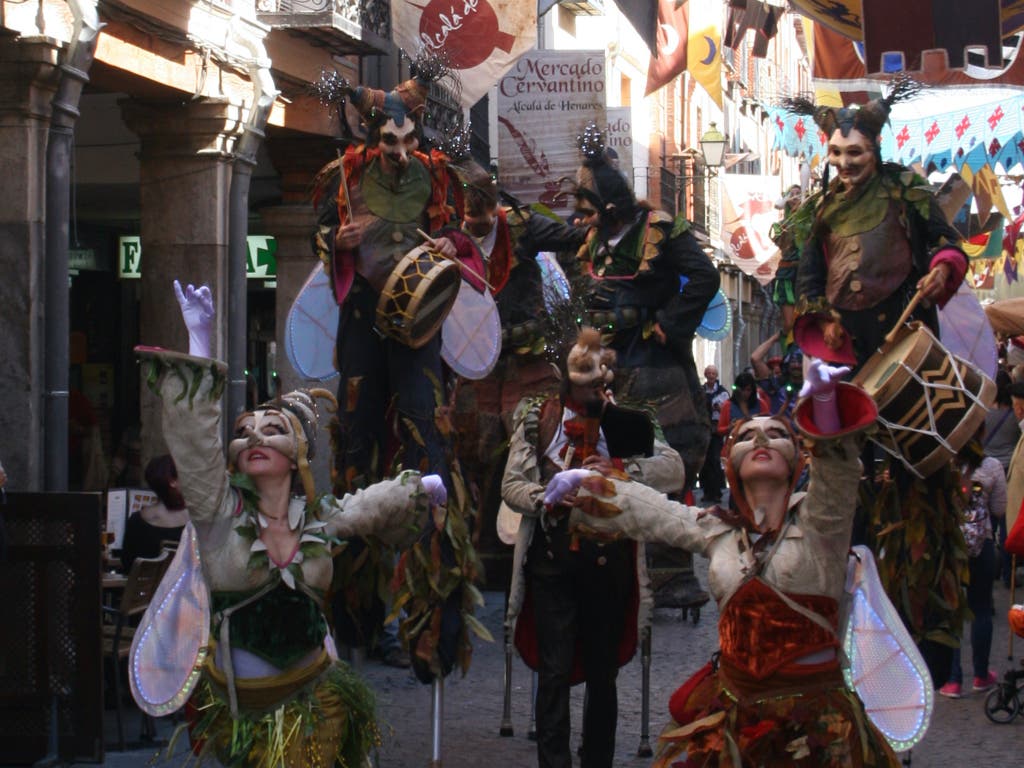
top-left (983, 604), bottom-right (1024, 723)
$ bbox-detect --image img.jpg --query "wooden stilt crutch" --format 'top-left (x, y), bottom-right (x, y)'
top-left (429, 677), bottom-right (444, 767)
top-left (1009, 555), bottom-right (1017, 661)
top-left (637, 625), bottom-right (653, 756)
top-left (528, 671), bottom-right (538, 740)
top-left (499, 614), bottom-right (514, 736)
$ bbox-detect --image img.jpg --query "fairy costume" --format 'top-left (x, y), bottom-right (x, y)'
top-left (138, 348), bottom-right (432, 767)
top-left (565, 388), bottom-right (901, 766)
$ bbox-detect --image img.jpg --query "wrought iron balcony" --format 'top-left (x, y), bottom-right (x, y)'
top-left (256, 0), bottom-right (390, 55)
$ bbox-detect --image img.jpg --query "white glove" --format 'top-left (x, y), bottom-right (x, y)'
top-left (544, 469), bottom-right (590, 507)
top-left (799, 358), bottom-right (851, 433)
top-left (421, 474), bottom-right (447, 507)
top-left (173, 280), bottom-right (215, 358)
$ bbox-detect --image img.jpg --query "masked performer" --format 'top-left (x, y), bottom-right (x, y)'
top-left (312, 56), bottom-right (473, 493)
top-left (502, 328), bottom-right (684, 768)
top-left (547, 360), bottom-right (902, 766)
top-left (444, 157), bottom-right (564, 542)
top-left (134, 282), bottom-right (446, 767)
top-left (785, 78), bottom-right (971, 682)
top-left (311, 61), bottom-right (488, 675)
top-left (517, 123), bottom-right (719, 489)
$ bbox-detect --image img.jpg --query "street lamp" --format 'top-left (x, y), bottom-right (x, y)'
top-left (698, 122), bottom-right (728, 172)
top-left (670, 123), bottom-right (728, 221)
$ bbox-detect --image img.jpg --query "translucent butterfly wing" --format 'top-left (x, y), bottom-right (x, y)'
top-left (842, 545), bottom-right (934, 752)
top-left (441, 280), bottom-right (501, 380)
top-left (129, 521), bottom-right (211, 716)
top-left (285, 263), bottom-right (340, 381)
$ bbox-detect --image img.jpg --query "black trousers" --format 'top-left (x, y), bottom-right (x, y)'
top-left (527, 523), bottom-right (631, 768)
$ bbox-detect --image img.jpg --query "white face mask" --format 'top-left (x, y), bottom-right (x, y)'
top-left (229, 409), bottom-right (297, 467)
top-left (379, 118), bottom-right (419, 169)
top-left (729, 417), bottom-right (797, 474)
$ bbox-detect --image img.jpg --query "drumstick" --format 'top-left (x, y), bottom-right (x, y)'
top-left (883, 287), bottom-right (927, 346)
top-left (415, 227), bottom-right (495, 292)
top-left (337, 150), bottom-right (353, 223)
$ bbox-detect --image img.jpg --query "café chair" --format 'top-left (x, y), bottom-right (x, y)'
top-left (102, 548), bottom-right (172, 751)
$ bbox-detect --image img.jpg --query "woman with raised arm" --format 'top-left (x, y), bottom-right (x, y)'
top-left (546, 360), bottom-right (904, 766)
top-left (134, 281), bottom-right (446, 767)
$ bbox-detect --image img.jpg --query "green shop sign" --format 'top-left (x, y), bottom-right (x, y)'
top-left (117, 235), bottom-right (277, 279)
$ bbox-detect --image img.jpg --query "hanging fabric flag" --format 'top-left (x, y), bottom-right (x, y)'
top-left (973, 165), bottom-right (1013, 224)
top-left (719, 174), bottom-right (781, 285)
top-left (617, 0), bottom-right (659, 57)
top-left (391, 0), bottom-right (537, 108)
top-left (688, 0), bottom-right (723, 108)
top-left (645, 0), bottom-right (689, 96)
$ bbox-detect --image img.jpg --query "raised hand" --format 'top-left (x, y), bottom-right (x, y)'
top-left (799, 358), bottom-right (851, 433)
top-left (799, 358), bottom-right (851, 399)
top-left (421, 474), bottom-right (447, 507)
top-left (173, 280), bottom-right (215, 358)
top-left (544, 468), bottom-right (590, 508)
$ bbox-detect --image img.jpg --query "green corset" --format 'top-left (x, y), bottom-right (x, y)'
top-left (212, 583), bottom-right (327, 669)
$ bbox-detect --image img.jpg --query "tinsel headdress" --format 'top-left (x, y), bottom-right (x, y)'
top-left (781, 74), bottom-right (923, 140)
top-left (312, 48), bottom-right (459, 128)
top-left (573, 121), bottom-right (636, 219)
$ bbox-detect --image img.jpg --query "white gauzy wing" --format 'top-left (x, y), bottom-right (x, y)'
top-left (441, 280), bottom-right (501, 380)
top-left (841, 545), bottom-right (934, 752)
top-left (129, 521), bottom-right (211, 716)
top-left (285, 263), bottom-right (340, 381)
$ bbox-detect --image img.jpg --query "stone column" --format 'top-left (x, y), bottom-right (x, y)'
top-left (0, 35), bottom-right (60, 490)
top-left (261, 135), bottom-right (339, 490)
top-left (120, 97), bottom-right (243, 464)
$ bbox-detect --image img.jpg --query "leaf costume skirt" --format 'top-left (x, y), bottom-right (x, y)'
top-left (655, 659), bottom-right (899, 768)
top-left (186, 651), bottom-right (380, 767)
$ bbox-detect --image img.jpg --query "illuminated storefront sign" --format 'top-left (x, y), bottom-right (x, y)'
top-left (117, 235), bottom-right (277, 279)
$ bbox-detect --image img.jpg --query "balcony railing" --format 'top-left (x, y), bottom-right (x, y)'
top-left (256, 0), bottom-right (390, 54)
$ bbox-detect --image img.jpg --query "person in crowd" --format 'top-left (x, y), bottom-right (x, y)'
top-left (698, 364), bottom-right (729, 504)
top-left (133, 281), bottom-right (446, 767)
top-left (786, 78), bottom-right (970, 682)
top-left (938, 427), bottom-right (1004, 698)
top-left (984, 370), bottom-right (1020, 586)
top-left (516, 122), bottom-right (719, 494)
top-left (446, 156), bottom-right (562, 542)
top-left (1003, 381), bottom-right (1024, 588)
top-left (120, 454), bottom-right (188, 571)
top-left (985, 370), bottom-right (1020, 473)
top-left (547, 359), bottom-right (902, 765)
top-left (717, 370), bottom-right (771, 437)
top-left (502, 327), bottom-right (684, 768)
top-left (750, 331), bottom-right (805, 421)
top-left (768, 183), bottom-right (803, 338)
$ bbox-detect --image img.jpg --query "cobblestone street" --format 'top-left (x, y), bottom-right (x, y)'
top-left (83, 550), bottom-right (1024, 767)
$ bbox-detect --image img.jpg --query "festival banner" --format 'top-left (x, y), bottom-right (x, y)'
top-left (391, 0), bottom-right (537, 109)
top-left (496, 49), bottom-right (607, 216)
top-left (605, 106), bottom-right (634, 189)
top-left (719, 174), bottom-right (781, 285)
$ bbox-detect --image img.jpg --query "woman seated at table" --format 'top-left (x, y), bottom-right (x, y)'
top-left (545, 360), bottom-right (901, 766)
top-left (121, 454), bottom-right (188, 571)
top-left (134, 280), bottom-right (446, 767)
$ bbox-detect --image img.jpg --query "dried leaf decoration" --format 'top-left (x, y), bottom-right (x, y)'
top-left (580, 474), bottom-right (617, 497)
top-left (576, 495), bottom-right (622, 519)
